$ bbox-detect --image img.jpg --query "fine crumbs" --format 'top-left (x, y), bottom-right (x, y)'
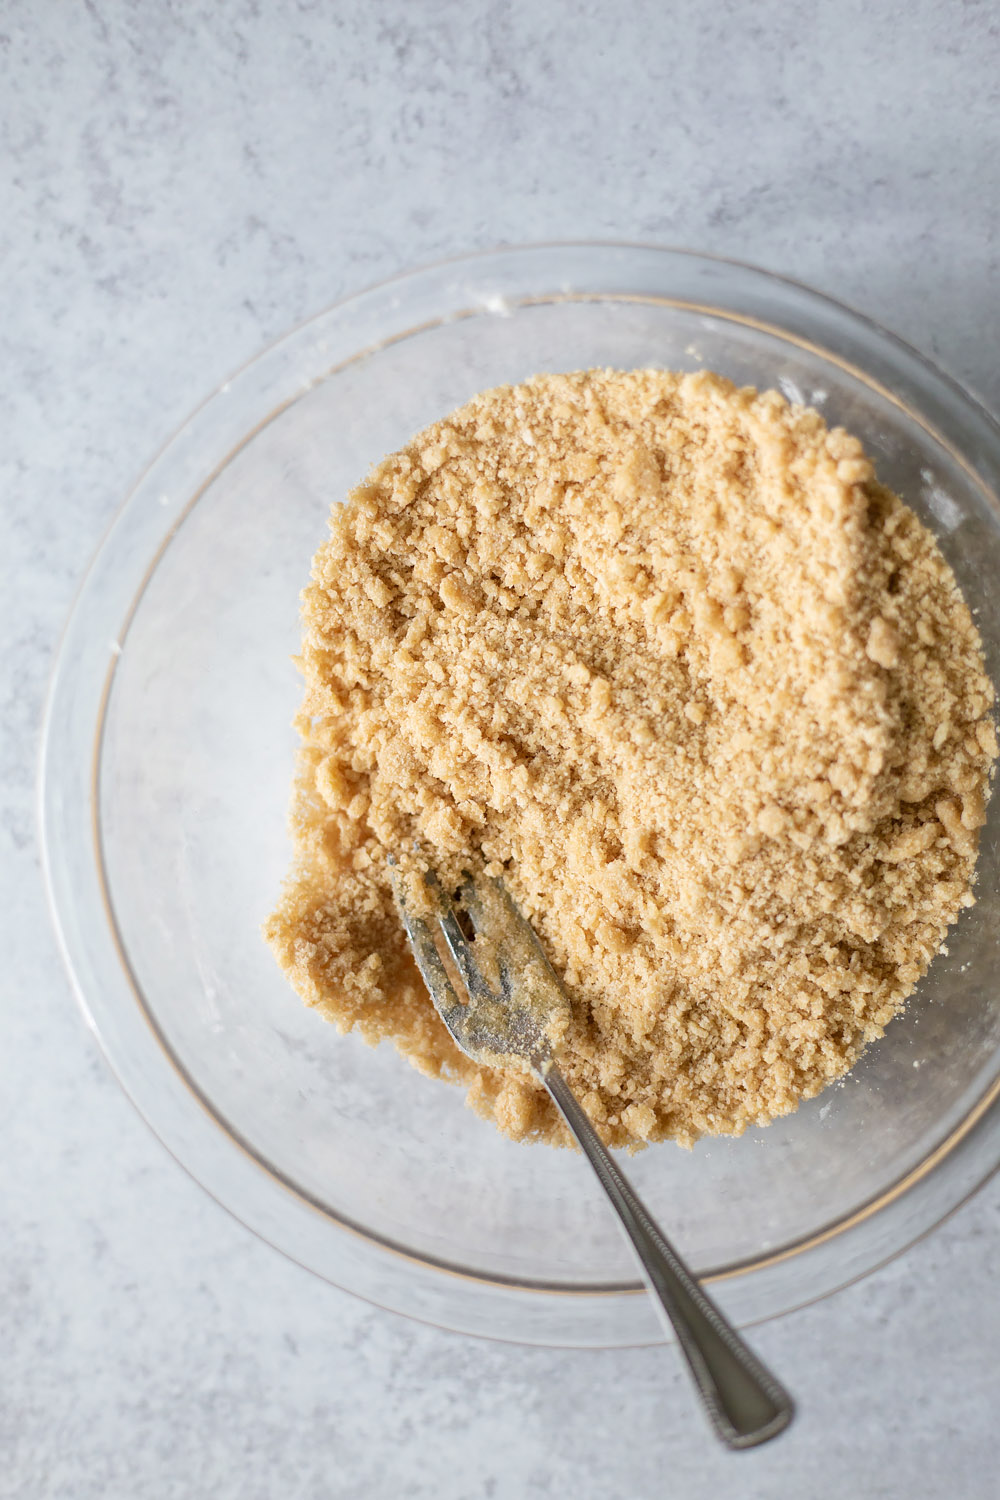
top-left (265, 370), bottom-right (996, 1148)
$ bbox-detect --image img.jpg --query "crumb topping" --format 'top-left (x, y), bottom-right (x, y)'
top-left (265, 370), bottom-right (995, 1147)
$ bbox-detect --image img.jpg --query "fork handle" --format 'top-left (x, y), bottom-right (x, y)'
top-left (541, 1064), bottom-right (794, 1449)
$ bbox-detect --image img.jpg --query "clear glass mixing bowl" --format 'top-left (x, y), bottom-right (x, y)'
top-left (41, 244), bottom-right (1000, 1346)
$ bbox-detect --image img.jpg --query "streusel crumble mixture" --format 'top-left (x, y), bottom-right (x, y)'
top-left (266, 370), bottom-right (994, 1146)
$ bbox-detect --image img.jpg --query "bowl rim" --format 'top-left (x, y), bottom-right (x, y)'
top-left (38, 240), bottom-right (1000, 1345)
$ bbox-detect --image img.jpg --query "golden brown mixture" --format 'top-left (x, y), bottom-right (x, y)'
top-left (265, 369), bottom-right (995, 1147)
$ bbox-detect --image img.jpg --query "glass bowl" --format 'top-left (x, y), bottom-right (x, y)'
top-left (40, 244), bottom-right (1000, 1347)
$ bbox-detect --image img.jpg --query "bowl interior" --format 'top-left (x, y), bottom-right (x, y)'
top-left (97, 290), bottom-right (1000, 1292)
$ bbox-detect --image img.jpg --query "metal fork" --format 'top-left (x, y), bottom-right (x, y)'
top-left (391, 864), bottom-right (794, 1451)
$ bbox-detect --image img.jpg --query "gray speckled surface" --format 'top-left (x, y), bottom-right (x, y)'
top-left (4, 2), bottom-right (1000, 1495)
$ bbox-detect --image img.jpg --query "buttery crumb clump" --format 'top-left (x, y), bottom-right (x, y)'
top-left (265, 369), bottom-right (996, 1148)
